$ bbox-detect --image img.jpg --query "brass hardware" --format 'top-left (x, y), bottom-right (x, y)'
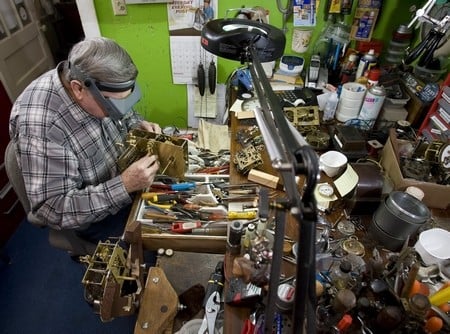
top-left (116, 129), bottom-right (188, 179)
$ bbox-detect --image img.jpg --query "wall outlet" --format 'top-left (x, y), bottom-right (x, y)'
top-left (111, 0), bottom-right (127, 16)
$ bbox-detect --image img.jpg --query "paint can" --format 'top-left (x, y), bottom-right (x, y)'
top-left (357, 85), bottom-right (386, 130)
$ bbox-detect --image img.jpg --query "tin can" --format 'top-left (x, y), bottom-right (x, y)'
top-left (355, 49), bottom-right (377, 79)
top-left (358, 85), bottom-right (386, 130)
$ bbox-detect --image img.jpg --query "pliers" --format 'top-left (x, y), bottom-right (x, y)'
top-left (198, 291), bottom-right (221, 334)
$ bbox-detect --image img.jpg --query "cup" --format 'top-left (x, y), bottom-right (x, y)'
top-left (319, 151), bottom-right (348, 177)
top-left (292, 28), bottom-right (313, 53)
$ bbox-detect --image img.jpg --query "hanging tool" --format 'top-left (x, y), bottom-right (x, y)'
top-left (404, 0), bottom-right (449, 66)
top-left (208, 59), bottom-right (216, 94)
top-left (198, 63), bottom-right (206, 96)
top-left (276, 0), bottom-right (293, 34)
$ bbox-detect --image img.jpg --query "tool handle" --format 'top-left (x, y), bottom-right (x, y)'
top-left (171, 221), bottom-right (201, 233)
top-left (171, 182), bottom-right (196, 191)
top-left (203, 261), bottom-right (225, 307)
top-left (228, 211), bottom-right (257, 219)
top-left (429, 285), bottom-right (450, 306)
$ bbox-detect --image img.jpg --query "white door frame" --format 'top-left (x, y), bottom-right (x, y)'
top-left (75, 0), bottom-right (101, 38)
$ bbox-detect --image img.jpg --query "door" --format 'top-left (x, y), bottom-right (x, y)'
top-left (0, 0), bottom-right (53, 101)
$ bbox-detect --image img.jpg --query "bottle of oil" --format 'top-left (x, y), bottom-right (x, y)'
top-left (242, 223), bottom-right (256, 253)
top-left (330, 260), bottom-right (352, 290)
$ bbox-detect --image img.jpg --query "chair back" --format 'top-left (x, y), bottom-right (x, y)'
top-left (4, 141), bottom-right (31, 213)
top-left (4, 141), bottom-right (97, 256)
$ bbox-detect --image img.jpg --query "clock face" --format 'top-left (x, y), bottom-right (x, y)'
top-left (241, 97), bottom-right (261, 112)
top-left (318, 183), bottom-right (334, 197)
top-left (440, 144), bottom-right (450, 169)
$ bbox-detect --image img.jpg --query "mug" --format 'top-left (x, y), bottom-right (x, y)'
top-left (319, 151), bottom-right (348, 177)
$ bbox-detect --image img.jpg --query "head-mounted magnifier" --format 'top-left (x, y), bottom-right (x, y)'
top-left (69, 62), bottom-right (141, 121)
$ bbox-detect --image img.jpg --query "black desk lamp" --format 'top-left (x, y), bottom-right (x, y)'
top-left (201, 18), bottom-right (320, 334)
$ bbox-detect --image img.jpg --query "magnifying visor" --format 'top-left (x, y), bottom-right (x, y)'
top-left (85, 77), bottom-right (142, 121)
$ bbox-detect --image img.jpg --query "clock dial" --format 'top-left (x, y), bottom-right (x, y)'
top-left (440, 144), bottom-right (450, 169)
top-left (318, 183), bottom-right (334, 197)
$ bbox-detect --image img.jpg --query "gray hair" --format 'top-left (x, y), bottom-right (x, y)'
top-left (66, 37), bottom-right (138, 83)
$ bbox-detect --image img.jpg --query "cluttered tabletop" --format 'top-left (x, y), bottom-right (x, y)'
top-left (112, 103), bottom-right (450, 334)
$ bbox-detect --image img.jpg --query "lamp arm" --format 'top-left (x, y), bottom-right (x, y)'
top-left (247, 45), bottom-right (319, 334)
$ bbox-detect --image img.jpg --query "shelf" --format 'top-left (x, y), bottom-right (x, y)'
top-left (418, 73), bottom-right (450, 141)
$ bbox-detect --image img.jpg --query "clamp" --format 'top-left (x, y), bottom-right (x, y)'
top-left (198, 291), bottom-right (221, 334)
top-left (404, 0), bottom-right (450, 66)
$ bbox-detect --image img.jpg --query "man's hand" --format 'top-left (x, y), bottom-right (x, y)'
top-left (121, 154), bottom-right (159, 193)
top-left (138, 120), bottom-right (161, 134)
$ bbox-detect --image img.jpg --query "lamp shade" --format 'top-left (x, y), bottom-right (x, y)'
top-left (201, 18), bottom-right (286, 63)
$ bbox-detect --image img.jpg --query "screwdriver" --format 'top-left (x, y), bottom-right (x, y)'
top-left (191, 226), bottom-right (228, 236)
top-left (197, 211), bottom-right (257, 221)
top-left (141, 192), bottom-right (184, 203)
top-left (171, 221), bottom-right (202, 233)
top-left (151, 182), bottom-right (196, 191)
top-left (142, 211), bottom-right (177, 221)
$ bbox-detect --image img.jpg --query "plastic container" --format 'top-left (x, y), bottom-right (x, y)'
top-left (323, 92), bottom-right (339, 121)
top-left (414, 228), bottom-right (450, 266)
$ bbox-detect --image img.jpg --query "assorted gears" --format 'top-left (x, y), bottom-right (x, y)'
top-left (408, 139), bottom-right (450, 184)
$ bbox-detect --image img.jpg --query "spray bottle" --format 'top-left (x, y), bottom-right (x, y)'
top-left (355, 49), bottom-right (377, 79)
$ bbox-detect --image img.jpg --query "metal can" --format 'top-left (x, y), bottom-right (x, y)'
top-left (358, 85), bottom-right (386, 130)
top-left (355, 49), bottom-right (377, 79)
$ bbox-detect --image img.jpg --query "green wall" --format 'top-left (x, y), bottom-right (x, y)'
top-left (94, 0), bottom-right (424, 128)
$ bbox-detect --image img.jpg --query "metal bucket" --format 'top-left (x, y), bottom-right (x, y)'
top-left (369, 217), bottom-right (407, 251)
top-left (372, 191), bottom-right (430, 240)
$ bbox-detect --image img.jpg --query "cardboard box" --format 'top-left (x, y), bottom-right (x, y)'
top-left (380, 130), bottom-right (450, 209)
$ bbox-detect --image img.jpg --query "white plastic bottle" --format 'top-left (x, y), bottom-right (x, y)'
top-left (323, 91), bottom-right (339, 121)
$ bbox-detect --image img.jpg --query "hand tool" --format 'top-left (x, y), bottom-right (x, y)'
top-left (191, 226), bottom-right (228, 236)
top-left (142, 211), bottom-right (177, 221)
top-left (141, 192), bottom-right (187, 203)
top-left (197, 291), bottom-right (221, 334)
top-left (151, 182), bottom-right (196, 191)
top-left (171, 221), bottom-right (202, 233)
top-left (203, 261), bottom-right (224, 306)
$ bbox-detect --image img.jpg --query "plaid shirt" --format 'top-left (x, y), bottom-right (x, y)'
top-left (9, 63), bottom-right (143, 229)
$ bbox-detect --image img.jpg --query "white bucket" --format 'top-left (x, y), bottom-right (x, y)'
top-left (336, 82), bottom-right (367, 122)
